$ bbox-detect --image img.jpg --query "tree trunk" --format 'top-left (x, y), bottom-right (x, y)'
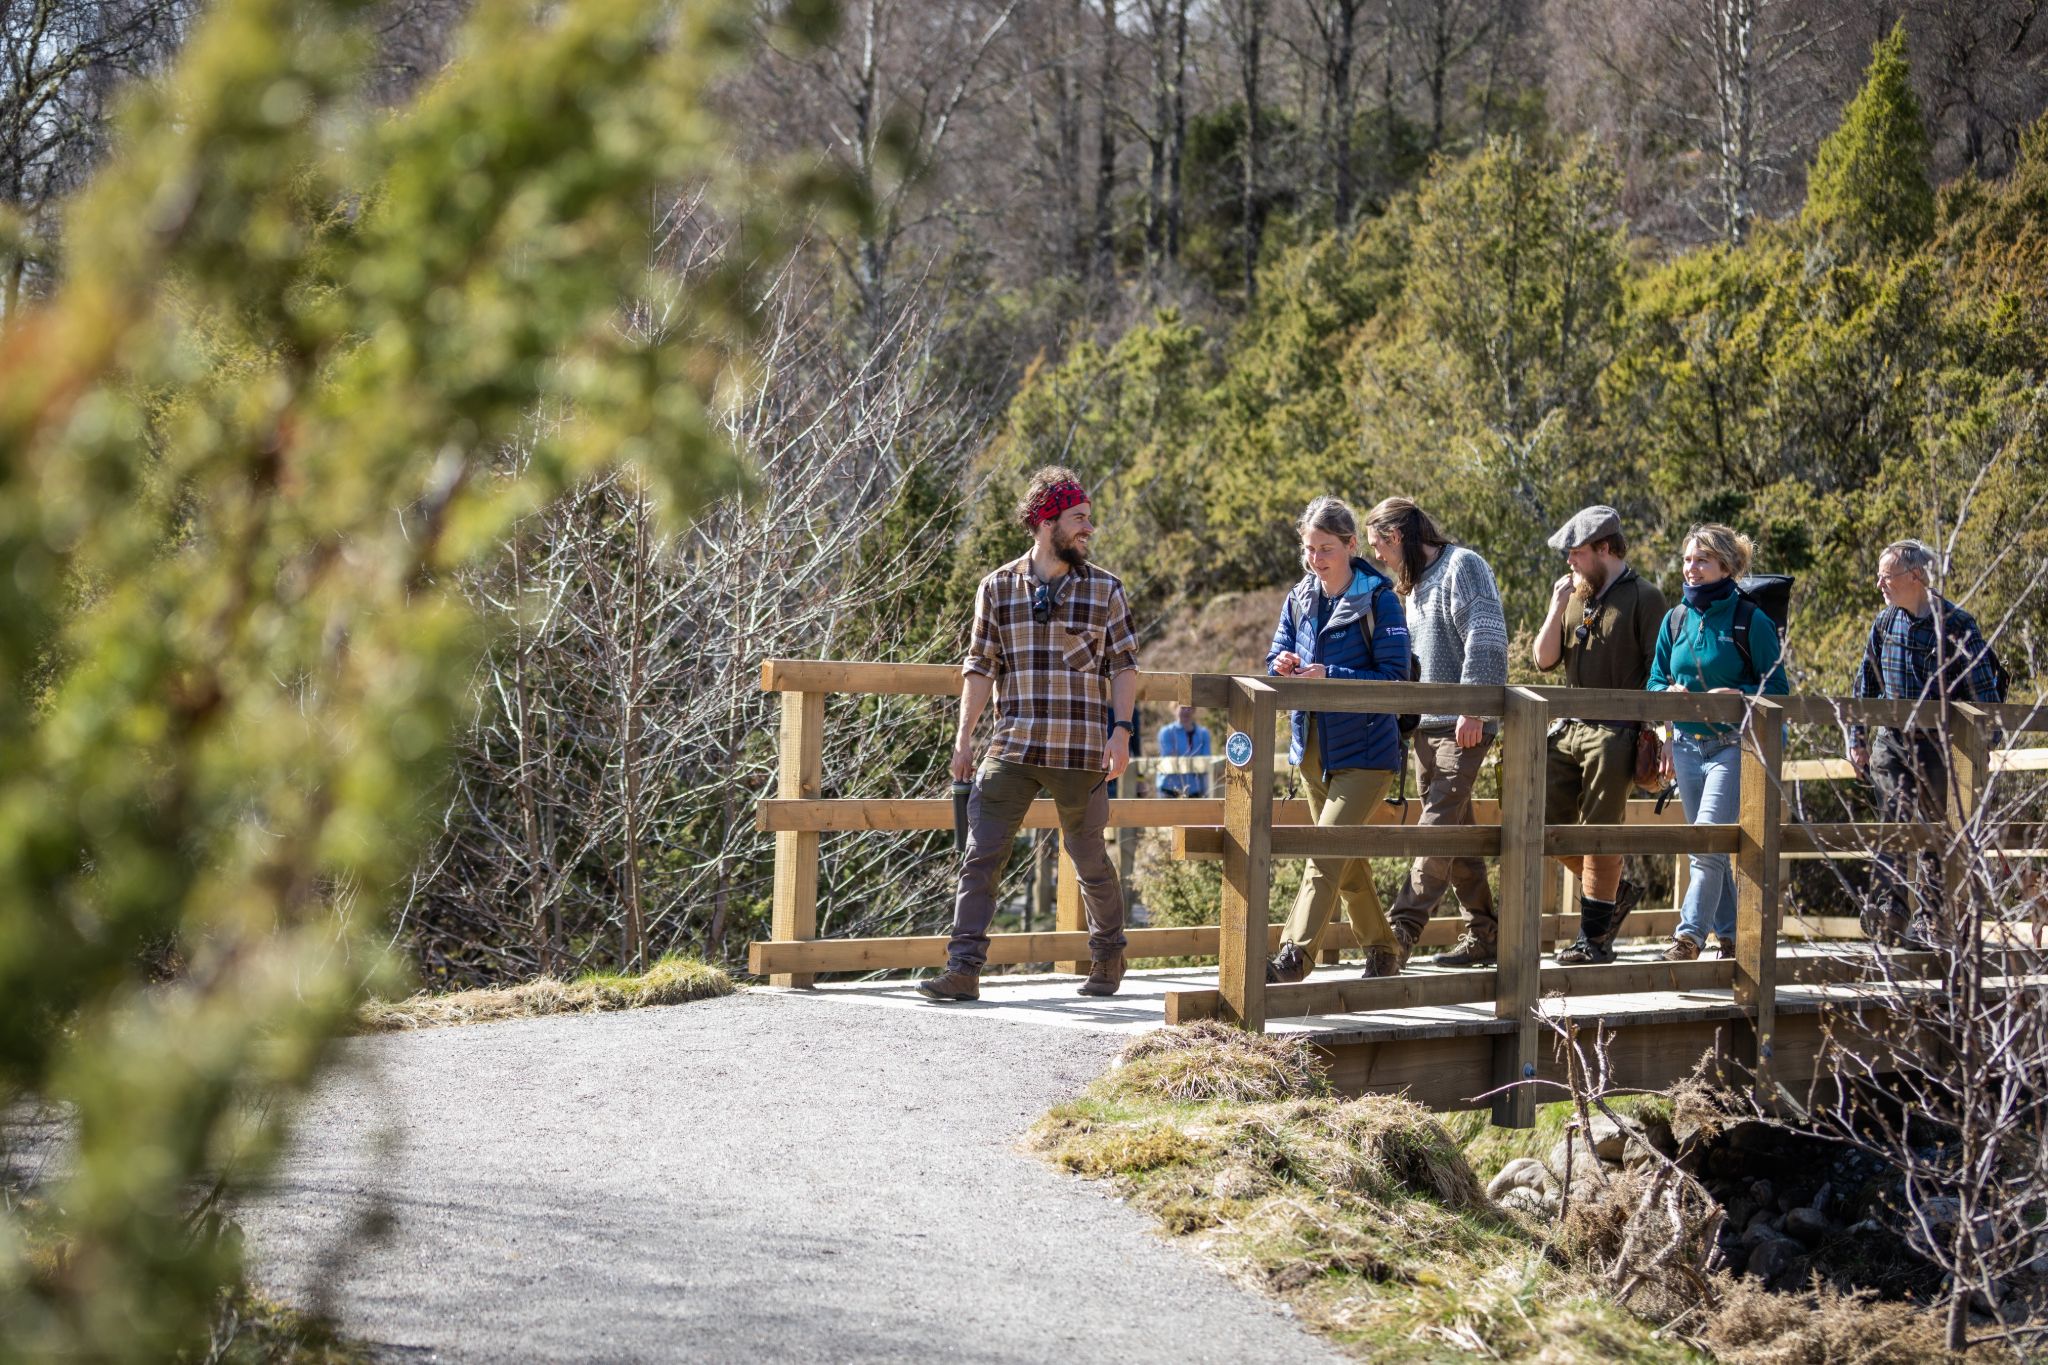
top-left (1093, 0), bottom-right (1119, 284)
top-left (1332, 0), bottom-right (1359, 229)
top-left (508, 527), bottom-right (554, 975)
top-left (1240, 0), bottom-right (1268, 301)
top-left (618, 475), bottom-right (650, 972)
top-left (1167, 0), bottom-right (1189, 260)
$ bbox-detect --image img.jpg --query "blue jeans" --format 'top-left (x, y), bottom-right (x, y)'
top-left (1672, 732), bottom-right (1743, 945)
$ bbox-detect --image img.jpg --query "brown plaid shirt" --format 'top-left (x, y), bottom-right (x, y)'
top-left (964, 554), bottom-right (1141, 772)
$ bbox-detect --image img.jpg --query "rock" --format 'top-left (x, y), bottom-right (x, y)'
top-left (1746, 1236), bottom-right (1805, 1285)
top-left (1498, 1187), bottom-right (1550, 1218)
top-left (1740, 1212), bottom-right (1780, 1249)
top-left (1487, 1157), bottom-right (1552, 1200)
top-left (1747, 1179), bottom-right (1776, 1211)
top-left (1783, 1207), bottom-right (1832, 1246)
top-left (1587, 1112), bottom-right (1640, 1161)
top-left (1810, 1181), bottom-right (1832, 1212)
top-left (1546, 1134), bottom-right (1608, 1188)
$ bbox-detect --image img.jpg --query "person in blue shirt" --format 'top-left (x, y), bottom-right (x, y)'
top-left (1155, 705), bottom-right (1212, 797)
top-left (1265, 497), bottom-right (1413, 983)
top-left (1848, 538), bottom-right (2006, 945)
top-left (1646, 524), bottom-right (1787, 961)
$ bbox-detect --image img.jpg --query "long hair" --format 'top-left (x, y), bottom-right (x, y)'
top-left (1364, 497), bottom-right (1454, 595)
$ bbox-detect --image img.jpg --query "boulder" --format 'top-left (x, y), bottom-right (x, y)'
top-left (1586, 1112), bottom-right (1639, 1161)
top-left (1546, 1133), bottom-right (1610, 1188)
top-left (1498, 1186), bottom-right (1551, 1218)
top-left (1487, 1157), bottom-right (1552, 1200)
top-left (1746, 1236), bottom-right (1805, 1286)
top-left (1782, 1206), bottom-right (1832, 1246)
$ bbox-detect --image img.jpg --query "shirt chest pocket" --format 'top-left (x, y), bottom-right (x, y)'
top-left (1060, 626), bottom-right (1100, 674)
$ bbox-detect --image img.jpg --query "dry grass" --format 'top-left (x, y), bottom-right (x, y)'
top-left (1104, 1020), bottom-right (1329, 1103)
top-left (1029, 1024), bottom-right (1680, 1362)
top-left (357, 956), bottom-right (733, 1032)
top-left (1698, 1276), bottom-right (1975, 1363)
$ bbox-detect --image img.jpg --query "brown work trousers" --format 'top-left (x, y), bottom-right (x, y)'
top-left (945, 759), bottom-right (1126, 970)
top-left (1387, 729), bottom-right (1498, 944)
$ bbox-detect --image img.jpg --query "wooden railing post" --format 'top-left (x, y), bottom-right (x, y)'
top-left (1491, 686), bottom-right (1547, 1128)
top-left (1945, 703), bottom-right (1992, 916)
top-left (1218, 677), bottom-right (1277, 1031)
top-left (770, 690), bottom-right (826, 988)
top-left (1733, 698), bottom-right (1784, 1092)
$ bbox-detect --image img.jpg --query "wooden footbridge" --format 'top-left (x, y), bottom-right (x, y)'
top-left (749, 660), bottom-right (2046, 1126)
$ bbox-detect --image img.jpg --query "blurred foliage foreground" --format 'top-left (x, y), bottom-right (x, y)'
top-left (0, 0), bottom-right (823, 1355)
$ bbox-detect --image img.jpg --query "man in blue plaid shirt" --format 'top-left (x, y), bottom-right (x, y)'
top-left (1848, 539), bottom-right (2006, 943)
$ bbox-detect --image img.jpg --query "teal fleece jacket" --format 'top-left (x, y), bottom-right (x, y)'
top-left (1647, 592), bottom-right (1788, 738)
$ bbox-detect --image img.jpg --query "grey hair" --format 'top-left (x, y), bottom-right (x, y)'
top-left (1297, 496), bottom-right (1358, 542)
top-left (1880, 539), bottom-right (1938, 579)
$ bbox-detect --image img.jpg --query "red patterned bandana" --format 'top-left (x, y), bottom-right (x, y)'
top-left (1027, 480), bottom-right (1089, 528)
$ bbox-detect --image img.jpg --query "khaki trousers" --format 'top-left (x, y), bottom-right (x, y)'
top-left (1282, 723), bottom-right (1397, 952)
top-left (1544, 720), bottom-right (1636, 903)
top-left (1387, 729), bottom-right (1498, 942)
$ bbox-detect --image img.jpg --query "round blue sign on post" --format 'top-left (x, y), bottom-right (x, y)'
top-left (1224, 730), bottom-right (1255, 769)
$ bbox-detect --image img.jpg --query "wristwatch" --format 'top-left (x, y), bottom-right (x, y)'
top-left (1111, 718), bottom-right (1137, 736)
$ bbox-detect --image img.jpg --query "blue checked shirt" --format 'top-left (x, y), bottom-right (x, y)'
top-left (1155, 723), bottom-right (1212, 796)
top-left (1850, 598), bottom-right (2004, 746)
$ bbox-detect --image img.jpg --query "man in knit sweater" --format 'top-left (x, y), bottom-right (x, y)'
top-left (1364, 499), bottom-right (1511, 967)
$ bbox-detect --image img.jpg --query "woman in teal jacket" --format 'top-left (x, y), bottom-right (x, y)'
top-left (1647, 524), bottom-right (1788, 960)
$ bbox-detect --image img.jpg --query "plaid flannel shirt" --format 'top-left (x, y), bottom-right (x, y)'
top-left (964, 554), bottom-right (1141, 772)
top-left (1850, 598), bottom-right (2004, 746)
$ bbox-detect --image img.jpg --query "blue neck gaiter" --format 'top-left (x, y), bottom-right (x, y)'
top-left (1682, 576), bottom-right (1738, 612)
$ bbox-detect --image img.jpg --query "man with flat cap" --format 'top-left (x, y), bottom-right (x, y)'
top-left (1531, 506), bottom-right (1666, 964)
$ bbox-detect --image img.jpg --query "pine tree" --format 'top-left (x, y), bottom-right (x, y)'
top-left (1802, 20), bottom-right (1935, 258)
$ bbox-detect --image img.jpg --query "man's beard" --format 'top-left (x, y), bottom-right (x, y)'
top-left (1572, 561), bottom-right (1609, 600)
top-left (1053, 526), bottom-right (1090, 566)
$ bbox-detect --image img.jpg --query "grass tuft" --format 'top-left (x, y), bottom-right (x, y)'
top-left (358, 955), bottom-right (733, 1032)
top-left (1104, 1020), bottom-right (1328, 1103)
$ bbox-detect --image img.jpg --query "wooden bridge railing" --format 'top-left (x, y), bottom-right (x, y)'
top-left (751, 659), bottom-right (2045, 1121)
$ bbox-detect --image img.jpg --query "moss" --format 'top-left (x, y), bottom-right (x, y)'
top-left (186, 1287), bottom-right (377, 1364)
top-left (357, 955), bottom-right (733, 1032)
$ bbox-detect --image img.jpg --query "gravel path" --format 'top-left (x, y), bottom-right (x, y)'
top-left (242, 988), bottom-right (1346, 1364)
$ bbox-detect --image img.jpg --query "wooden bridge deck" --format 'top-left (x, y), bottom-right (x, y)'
top-left (769, 942), bottom-right (1971, 1113)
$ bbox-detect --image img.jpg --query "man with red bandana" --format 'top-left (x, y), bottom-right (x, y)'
top-left (919, 466), bottom-right (1142, 1002)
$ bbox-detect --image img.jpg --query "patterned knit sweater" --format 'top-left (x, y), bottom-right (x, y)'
top-left (1407, 544), bottom-right (1511, 732)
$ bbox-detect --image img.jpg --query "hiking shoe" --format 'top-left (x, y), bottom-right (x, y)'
top-left (1078, 953), bottom-right (1126, 997)
top-left (1266, 941), bottom-right (1310, 985)
top-left (1663, 934), bottom-right (1702, 962)
top-left (1391, 924), bottom-right (1417, 972)
top-left (1594, 878), bottom-right (1644, 951)
top-left (917, 963), bottom-right (981, 1002)
top-left (1714, 939), bottom-right (1736, 960)
top-left (1555, 936), bottom-right (1615, 966)
top-left (1361, 944), bottom-right (1401, 978)
top-left (1433, 930), bottom-right (1498, 967)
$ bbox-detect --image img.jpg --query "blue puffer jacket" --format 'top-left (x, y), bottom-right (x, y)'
top-left (1266, 559), bottom-right (1411, 774)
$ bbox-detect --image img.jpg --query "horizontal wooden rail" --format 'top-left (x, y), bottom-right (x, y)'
top-left (1183, 822), bottom-right (1743, 859)
top-left (1163, 951), bottom-right (1945, 1024)
top-left (745, 910), bottom-right (1701, 976)
top-left (761, 795), bottom-right (1694, 834)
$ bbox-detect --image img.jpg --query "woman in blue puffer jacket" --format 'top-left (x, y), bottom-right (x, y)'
top-left (1265, 497), bottom-right (1413, 983)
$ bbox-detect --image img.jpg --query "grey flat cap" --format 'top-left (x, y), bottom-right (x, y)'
top-left (1548, 505), bottom-right (1622, 552)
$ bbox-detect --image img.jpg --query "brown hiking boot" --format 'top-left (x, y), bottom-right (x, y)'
top-left (1391, 924), bottom-right (1416, 972)
top-left (1663, 934), bottom-right (1701, 962)
top-left (1433, 929), bottom-right (1498, 967)
top-left (1078, 953), bottom-right (1126, 997)
top-left (1265, 941), bottom-right (1311, 985)
top-left (1361, 944), bottom-right (1401, 978)
top-left (917, 963), bottom-right (981, 1002)
top-left (1594, 879), bottom-right (1644, 951)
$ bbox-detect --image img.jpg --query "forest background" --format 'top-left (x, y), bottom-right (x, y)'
top-left (6, 0), bottom-right (2047, 993)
